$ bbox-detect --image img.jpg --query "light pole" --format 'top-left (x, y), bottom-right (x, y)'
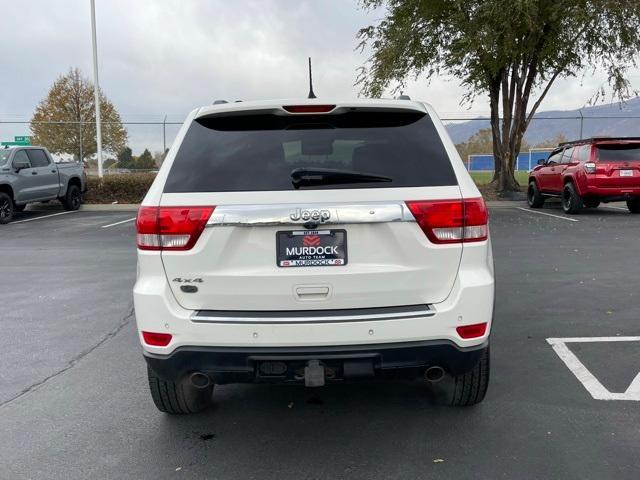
top-left (90, 0), bottom-right (104, 178)
top-left (163, 115), bottom-right (167, 153)
top-left (578, 109), bottom-right (584, 139)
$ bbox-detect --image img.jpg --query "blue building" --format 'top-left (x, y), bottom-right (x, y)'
top-left (467, 150), bottom-right (553, 171)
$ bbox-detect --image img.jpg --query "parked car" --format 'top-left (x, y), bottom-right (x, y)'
top-left (134, 98), bottom-right (494, 414)
top-left (0, 146), bottom-right (86, 223)
top-left (527, 137), bottom-right (640, 214)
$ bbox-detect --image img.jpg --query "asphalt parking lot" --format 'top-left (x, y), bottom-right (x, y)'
top-left (0, 202), bottom-right (639, 480)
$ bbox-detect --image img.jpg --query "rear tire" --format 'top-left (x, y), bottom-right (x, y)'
top-left (0, 193), bottom-right (14, 224)
top-left (449, 347), bottom-right (490, 406)
top-left (62, 184), bottom-right (82, 211)
top-left (562, 183), bottom-right (583, 214)
top-left (627, 198), bottom-right (640, 214)
top-left (147, 366), bottom-right (214, 414)
top-left (527, 181), bottom-right (545, 208)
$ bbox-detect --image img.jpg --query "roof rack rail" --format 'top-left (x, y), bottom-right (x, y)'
top-left (397, 94), bottom-right (411, 100)
top-left (558, 136), bottom-right (640, 147)
top-left (213, 99), bottom-right (228, 105)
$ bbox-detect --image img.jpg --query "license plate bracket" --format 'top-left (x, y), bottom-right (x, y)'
top-left (276, 230), bottom-right (347, 267)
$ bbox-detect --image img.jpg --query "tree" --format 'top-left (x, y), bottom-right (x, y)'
top-left (30, 68), bottom-right (127, 162)
top-left (356, 0), bottom-right (640, 192)
top-left (456, 127), bottom-right (530, 162)
top-left (153, 148), bottom-right (169, 167)
top-left (103, 158), bottom-right (118, 170)
top-left (457, 127), bottom-right (530, 165)
top-left (135, 149), bottom-right (156, 170)
top-left (533, 133), bottom-right (568, 149)
top-left (116, 147), bottom-right (135, 169)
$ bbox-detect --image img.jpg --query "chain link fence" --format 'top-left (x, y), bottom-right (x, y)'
top-left (3, 113), bottom-right (640, 175)
top-left (441, 114), bottom-right (640, 171)
top-left (0, 117), bottom-right (183, 176)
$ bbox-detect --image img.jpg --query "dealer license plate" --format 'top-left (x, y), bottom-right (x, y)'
top-left (276, 230), bottom-right (347, 267)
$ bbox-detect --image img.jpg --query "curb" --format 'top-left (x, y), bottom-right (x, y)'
top-left (486, 201), bottom-right (527, 208)
top-left (25, 203), bottom-right (140, 213)
top-left (81, 204), bottom-right (140, 211)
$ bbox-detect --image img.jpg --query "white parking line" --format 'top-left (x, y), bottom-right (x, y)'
top-left (10, 211), bottom-right (78, 224)
top-left (547, 337), bottom-right (640, 401)
top-left (600, 205), bottom-right (628, 211)
top-left (101, 217), bottom-right (136, 229)
top-left (515, 207), bottom-right (579, 222)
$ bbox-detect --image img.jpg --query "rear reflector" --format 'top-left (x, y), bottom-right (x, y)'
top-left (456, 323), bottom-right (488, 339)
top-left (136, 206), bottom-right (215, 251)
top-left (283, 104), bottom-right (336, 113)
top-left (142, 331), bottom-right (172, 346)
top-left (405, 198), bottom-right (488, 244)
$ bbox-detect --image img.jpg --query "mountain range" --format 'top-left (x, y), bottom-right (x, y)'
top-left (445, 96), bottom-right (640, 145)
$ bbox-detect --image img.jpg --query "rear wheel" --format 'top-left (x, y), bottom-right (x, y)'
top-left (61, 184), bottom-right (82, 211)
top-left (147, 366), bottom-right (214, 414)
top-left (583, 198), bottom-right (600, 209)
top-left (0, 193), bottom-right (14, 224)
top-left (449, 347), bottom-right (490, 406)
top-left (627, 198), bottom-right (640, 214)
top-left (527, 181), bottom-right (545, 208)
top-left (562, 183), bottom-right (583, 214)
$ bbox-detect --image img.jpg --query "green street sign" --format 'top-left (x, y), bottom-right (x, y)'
top-left (1, 136), bottom-right (32, 146)
top-left (14, 136), bottom-right (32, 145)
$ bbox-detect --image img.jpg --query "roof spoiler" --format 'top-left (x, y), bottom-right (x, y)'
top-left (559, 136), bottom-right (640, 147)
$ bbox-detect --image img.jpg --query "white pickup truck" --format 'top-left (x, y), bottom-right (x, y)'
top-left (0, 146), bottom-right (86, 223)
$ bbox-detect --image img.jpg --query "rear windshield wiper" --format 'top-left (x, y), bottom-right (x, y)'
top-left (291, 168), bottom-right (392, 189)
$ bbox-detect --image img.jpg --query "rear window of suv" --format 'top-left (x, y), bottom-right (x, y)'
top-left (163, 110), bottom-right (457, 192)
top-left (596, 144), bottom-right (640, 162)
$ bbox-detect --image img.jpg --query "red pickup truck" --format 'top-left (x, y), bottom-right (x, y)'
top-left (528, 137), bottom-right (640, 214)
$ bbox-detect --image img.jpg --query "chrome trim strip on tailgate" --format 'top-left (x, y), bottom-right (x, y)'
top-left (191, 304), bottom-right (435, 324)
top-left (207, 202), bottom-right (416, 227)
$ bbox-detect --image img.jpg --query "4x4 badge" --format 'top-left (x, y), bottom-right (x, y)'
top-left (172, 277), bottom-right (203, 284)
top-left (289, 208), bottom-right (331, 223)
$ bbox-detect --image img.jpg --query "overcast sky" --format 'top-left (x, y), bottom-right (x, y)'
top-left (1, 0), bottom-right (638, 152)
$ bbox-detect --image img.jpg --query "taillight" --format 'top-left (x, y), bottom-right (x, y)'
top-left (405, 198), bottom-right (488, 244)
top-left (584, 162), bottom-right (596, 174)
top-left (136, 206), bottom-right (215, 251)
top-left (142, 331), bottom-right (172, 346)
top-left (282, 104), bottom-right (336, 113)
top-left (456, 323), bottom-right (488, 339)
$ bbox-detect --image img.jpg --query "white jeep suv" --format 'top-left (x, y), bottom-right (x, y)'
top-left (134, 98), bottom-right (494, 413)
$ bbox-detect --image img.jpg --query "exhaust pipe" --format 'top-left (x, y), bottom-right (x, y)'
top-left (189, 372), bottom-right (211, 389)
top-left (424, 366), bottom-right (445, 383)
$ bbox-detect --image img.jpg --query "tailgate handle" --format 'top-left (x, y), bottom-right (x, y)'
top-left (295, 286), bottom-right (330, 300)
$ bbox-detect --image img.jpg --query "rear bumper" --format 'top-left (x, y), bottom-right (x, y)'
top-left (134, 239), bottom-right (494, 354)
top-left (135, 273), bottom-right (494, 352)
top-left (581, 184), bottom-right (640, 200)
top-left (144, 340), bottom-right (489, 383)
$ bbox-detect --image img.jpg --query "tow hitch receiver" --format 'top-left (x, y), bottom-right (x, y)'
top-left (304, 360), bottom-right (325, 387)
